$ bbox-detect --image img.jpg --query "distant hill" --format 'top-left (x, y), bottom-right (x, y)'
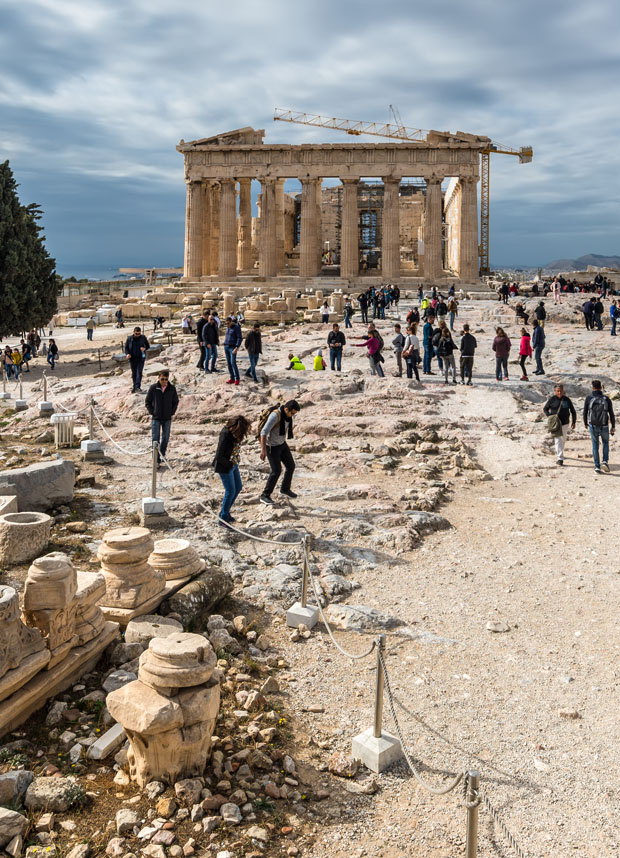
top-left (544, 253), bottom-right (620, 271)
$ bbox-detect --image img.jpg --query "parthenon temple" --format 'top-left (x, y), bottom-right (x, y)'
top-left (177, 126), bottom-right (491, 286)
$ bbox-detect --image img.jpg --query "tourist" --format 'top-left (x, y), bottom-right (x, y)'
top-left (593, 297), bottom-right (604, 331)
top-left (543, 383), bottom-right (576, 466)
top-left (492, 327), bottom-right (511, 381)
top-left (417, 285), bottom-right (423, 305)
top-left (436, 298), bottom-right (448, 325)
top-left (515, 303), bottom-right (529, 326)
top-left (27, 330), bottom-right (37, 357)
top-left (392, 285), bottom-right (400, 308)
top-left (431, 323), bottom-right (445, 374)
top-left (288, 353), bottom-right (306, 370)
top-left (438, 328), bottom-right (457, 384)
top-left (406, 306), bottom-right (420, 327)
top-left (202, 314), bottom-right (220, 374)
top-left (355, 329), bottom-right (384, 377)
top-left (402, 324), bottom-right (421, 382)
top-left (86, 316), bottom-right (96, 341)
top-left (145, 370), bottom-right (179, 466)
top-left (392, 324), bottom-right (405, 377)
top-left (377, 291), bottom-right (386, 320)
top-left (422, 314), bottom-right (435, 375)
top-left (243, 322), bottom-right (262, 381)
top-left (552, 278), bottom-right (562, 304)
top-left (3, 347), bottom-right (15, 380)
top-left (11, 348), bottom-right (23, 376)
top-left (447, 297), bottom-right (458, 331)
top-left (321, 301), bottom-right (330, 324)
top-left (344, 299), bottom-right (354, 328)
top-left (115, 308), bottom-right (124, 328)
top-left (313, 348), bottom-right (326, 370)
top-left (583, 380), bottom-right (615, 474)
top-left (182, 315), bottom-right (191, 335)
top-left (259, 400), bottom-right (300, 504)
top-left (357, 291), bottom-right (369, 324)
top-left (610, 300), bottom-right (618, 337)
top-left (20, 339), bottom-right (32, 372)
top-left (534, 301), bottom-right (547, 328)
top-left (518, 327), bottom-right (532, 381)
top-left (327, 323), bottom-right (345, 371)
top-left (500, 283), bottom-right (510, 304)
top-left (124, 326), bottom-right (149, 392)
top-left (196, 309), bottom-right (210, 370)
top-left (212, 310), bottom-right (221, 328)
top-left (213, 414), bottom-right (251, 526)
top-left (459, 323), bottom-right (477, 385)
top-left (47, 338), bottom-right (59, 371)
top-left (532, 318), bottom-right (545, 375)
top-left (582, 298), bottom-right (594, 330)
top-left (224, 316), bottom-right (242, 386)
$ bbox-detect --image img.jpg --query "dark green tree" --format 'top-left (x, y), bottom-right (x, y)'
top-left (0, 160), bottom-right (59, 339)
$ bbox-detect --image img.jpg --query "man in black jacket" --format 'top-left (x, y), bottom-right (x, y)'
top-left (244, 323), bottom-right (262, 381)
top-left (145, 370), bottom-right (179, 465)
top-left (125, 327), bottom-right (150, 392)
top-left (202, 315), bottom-right (220, 373)
top-left (543, 383), bottom-right (576, 466)
top-left (196, 309), bottom-right (210, 370)
top-left (327, 323), bottom-right (346, 371)
top-left (459, 324), bottom-right (477, 385)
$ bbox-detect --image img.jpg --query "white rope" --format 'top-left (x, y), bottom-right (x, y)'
top-left (92, 407), bottom-right (152, 457)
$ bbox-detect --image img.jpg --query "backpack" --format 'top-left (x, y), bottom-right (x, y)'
top-left (588, 395), bottom-right (609, 427)
top-left (256, 404), bottom-right (280, 438)
top-left (437, 338), bottom-right (452, 357)
top-left (547, 398), bottom-right (564, 436)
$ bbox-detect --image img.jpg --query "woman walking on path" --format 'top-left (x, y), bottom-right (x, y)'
top-left (402, 324), bottom-right (421, 381)
top-left (438, 327), bottom-right (457, 384)
top-left (492, 327), bottom-right (511, 381)
top-left (47, 338), bottom-right (59, 370)
top-left (543, 384), bottom-right (576, 466)
top-left (519, 328), bottom-right (532, 381)
top-left (213, 415), bottom-right (251, 527)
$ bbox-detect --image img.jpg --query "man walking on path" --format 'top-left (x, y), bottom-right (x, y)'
top-left (357, 291), bottom-right (369, 324)
top-left (584, 380), bottom-right (615, 473)
top-left (593, 297), bottom-right (604, 331)
top-left (86, 317), bottom-right (96, 341)
top-left (610, 300), bottom-right (618, 337)
top-left (532, 319), bottom-right (546, 375)
top-left (259, 400), bottom-right (300, 504)
top-left (459, 324), bottom-right (477, 385)
top-left (145, 370), bottom-right (179, 466)
top-left (582, 298), bottom-right (594, 331)
top-left (392, 324), bottom-right (405, 377)
top-left (422, 314), bottom-right (435, 375)
top-left (125, 326), bottom-right (149, 393)
top-left (196, 309), bottom-right (209, 370)
top-left (202, 314), bottom-right (220, 373)
top-left (244, 322), bottom-right (262, 381)
top-left (543, 383), bottom-right (576, 466)
top-left (327, 323), bottom-right (346, 371)
top-left (224, 316), bottom-right (242, 385)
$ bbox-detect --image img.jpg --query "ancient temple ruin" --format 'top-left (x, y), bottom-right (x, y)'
top-left (177, 126), bottom-right (489, 284)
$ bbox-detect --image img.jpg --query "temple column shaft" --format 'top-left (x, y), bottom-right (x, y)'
top-left (459, 177), bottom-right (479, 281)
top-left (209, 184), bottom-right (220, 276)
top-left (275, 179), bottom-right (286, 273)
top-left (217, 180), bottom-right (237, 279)
top-left (424, 177), bottom-right (443, 281)
top-left (300, 178), bottom-right (320, 278)
top-left (340, 179), bottom-right (359, 280)
top-left (382, 177), bottom-right (401, 280)
top-left (316, 180), bottom-right (323, 271)
top-left (201, 182), bottom-right (211, 276)
top-left (183, 181), bottom-right (203, 280)
top-left (259, 178), bottom-right (277, 278)
top-left (237, 179), bottom-right (252, 273)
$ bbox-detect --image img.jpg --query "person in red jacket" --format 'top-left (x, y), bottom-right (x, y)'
top-left (492, 327), bottom-right (511, 381)
top-left (518, 328), bottom-right (532, 381)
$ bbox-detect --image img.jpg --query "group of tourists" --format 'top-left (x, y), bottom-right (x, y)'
top-left (195, 308), bottom-right (263, 384)
top-left (2, 331), bottom-right (58, 379)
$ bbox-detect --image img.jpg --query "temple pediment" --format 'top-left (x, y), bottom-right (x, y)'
top-left (178, 127), bottom-right (265, 150)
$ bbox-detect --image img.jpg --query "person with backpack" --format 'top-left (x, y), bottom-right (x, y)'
top-left (355, 326), bottom-right (385, 377)
top-left (259, 400), bottom-right (300, 504)
top-left (213, 414), bottom-right (252, 526)
top-left (145, 369), bottom-right (179, 466)
top-left (492, 327), bottom-right (511, 381)
top-left (583, 380), bottom-right (615, 473)
top-left (327, 323), bottom-right (346, 371)
top-left (343, 299), bottom-right (354, 329)
top-left (531, 318), bottom-right (545, 375)
top-left (438, 328), bottom-right (457, 384)
top-left (543, 383), bottom-right (576, 466)
top-left (459, 323), bottom-right (477, 385)
top-left (518, 327), bottom-right (532, 381)
top-left (47, 338), bottom-right (59, 371)
top-left (402, 324), bottom-right (420, 381)
top-left (244, 322), bottom-right (262, 381)
top-left (534, 301), bottom-right (547, 328)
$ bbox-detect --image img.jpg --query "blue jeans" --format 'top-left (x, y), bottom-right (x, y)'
top-left (589, 425), bottom-right (609, 469)
top-left (534, 346), bottom-right (544, 373)
top-left (219, 464), bottom-right (242, 519)
top-left (224, 346), bottom-right (239, 381)
top-left (449, 312), bottom-right (455, 330)
top-left (245, 353), bottom-right (259, 380)
top-left (130, 357), bottom-right (144, 389)
top-left (47, 353), bottom-right (56, 370)
top-left (151, 419), bottom-right (171, 462)
top-left (205, 344), bottom-right (217, 372)
top-left (423, 343), bottom-right (432, 373)
top-left (344, 313), bottom-right (352, 328)
top-left (87, 328), bottom-right (93, 341)
top-left (329, 347), bottom-right (342, 371)
top-left (611, 317), bottom-right (617, 336)
top-left (594, 313), bottom-right (603, 330)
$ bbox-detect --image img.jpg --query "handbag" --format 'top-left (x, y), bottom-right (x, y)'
top-left (547, 398), bottom-right (564, 436)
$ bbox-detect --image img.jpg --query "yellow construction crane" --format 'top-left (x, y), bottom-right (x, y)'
top-left (273, 108), bottom-right (532, 275)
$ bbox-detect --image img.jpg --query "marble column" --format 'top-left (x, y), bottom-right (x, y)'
top-left (340, 179), bottom-right (359, 280)
top-left (300, 178), bottom-right (320, 278)
top-left (259, 178), bottom-right (277, 278)
top-left (183, 181), bottom-right (203, 280)
top-left (275, 179), bottom-right (286, 273)
top-left (209, 184), bottom-right (220, 276)
top-left (424, 176), bottom-right (443, 281)
top-left (458, 177), bottom-right (479, 281)
top-left (382, 177), bottom-right (401, 280)
top-left (218, 179), bottom-right (237, 279)
top-left (316, 180), bottom-right (323, 272)
top-left (201, 182), bottom-right (212, 276)
top-left (237, 179), bottom-right (252, 273)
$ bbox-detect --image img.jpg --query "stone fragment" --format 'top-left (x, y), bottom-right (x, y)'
top-left (246, 826), bottom-right (269, 842)
top-left (125, 615), bottom-right (183, 645)
top-left (328, 752), bottom-right (359, 778)
top-left (105, 837), bottom-right (126, 857)
top-left (243, 691), bottom-right (266, 712)
top-left (22, 553), bottom-right (79, 669)
top-left (159, 570), bottom-right (233, 625)
top-left (151, 830), bottom-right (175, 846)
top-left (148, 539), bottom-right (205, 582)
top-left (103, 670), bottom-right (137, 693)
top-left (174, 779), bottom-right (203, 807)
top-left (260, 676), bottom-right (280, 695)
top-left (142, 845), bottom-right (166, 858)
top-left (35, 814), bottom-right (55, 832)
top-left (24, 777), bottom-right (80, 812)
top-left (486, 621), bottom-right (510, 633)
top-left (0, 459), bottom-right (75, 512)
top-left (73, 570), bottom-right (106, 646)
top-left (264, 782), bottom-right (280, 799)
top-left (156, 797), bottom-right (177, 819)
top-left (202, 817), bottom-right (220, 834)
top-left (0, 771), bottom-right (34, 806)
top-left (144, 781), bottom-right (165, 800)
top-left (219, 803), bottom-right (242, 825)
top-left (0, 512), bottom-right (52, 566)
top-left (558, 709), bottom-right (581, 719)
top-left (116, 809), bottom-right (140, 835)
top-left (5, 834), bottom-right (23, 858)
top-left (45, 700), bottom-right (68, 726)
top-left (87, 723), bottom-right (125, 760)
top-left (66, 845), bottom-right (91, 858)
top-left (232, 616), bottom-right (247, 635)
top-left (97, 527), bottom-right (164, 612)
top-left (0, 808), bottom-right (28, 849)
top-left (324, 604), bottom-right (403, 632)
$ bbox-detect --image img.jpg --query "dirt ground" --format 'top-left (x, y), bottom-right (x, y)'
top-left (1, 294), bottom-right (618, 858)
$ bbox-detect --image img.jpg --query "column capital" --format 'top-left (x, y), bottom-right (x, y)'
top-left (262, 176), bottom-right (277, 186)
top-left (425, 175), bottom-right (444, 186)
top-left (219, 177), bottom-right (236, 186)
top-left (460, 175), bottom-right (478, 185)
top-left (381, 176), bottom-right (401, 185)
top-left (340, 177), bottom-right (359, 185)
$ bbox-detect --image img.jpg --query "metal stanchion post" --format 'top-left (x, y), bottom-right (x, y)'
top-left (151, 441), bottom-right (158, 500)
top-left (301, 536), bottom-right (309, 609)
top-left (43, 373), bottom-right (47, 402)
top-left (19, 378), bottom-right (23, 400)
top-left (373, 634), bottom-right (386, 739)
top-left (39, 372), bottom-right (52, 412)
top-left (15, 376), bottom-right (27, 410)
top-left (89, 398), bottom-right (94, 441)
top-left (286, 534), bottom-right (318, 630)
top-left (98, 349), bottom-right (102, 371)
top-left (465, 771), bottom-right (480, 858)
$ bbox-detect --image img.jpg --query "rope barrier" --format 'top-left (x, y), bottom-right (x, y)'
top-left (481, 792), bottom-right (530, 858)
top-left (92, 407), bottom-right (152, 457)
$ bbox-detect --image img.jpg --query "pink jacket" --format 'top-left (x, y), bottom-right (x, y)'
top-left (519, 335), bottom-right (532, 357)
top-left (355, 336), bottom-right (380, 356)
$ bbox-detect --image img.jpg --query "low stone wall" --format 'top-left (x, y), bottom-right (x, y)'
top-left (0, 460), bottom-right (75, 512)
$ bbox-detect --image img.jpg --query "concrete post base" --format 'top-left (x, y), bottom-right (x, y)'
top-left (81, 440), bottom-right (104, 452)
top-left (14, 400), bottom-right (28, 411)
top-left (0, 393), bottom-right (10, 401)
top-left (142, 497), bottom-right (165, 515)
top-left (351, 727), bottom-right (403, 773)
top-left (38, 401), bottom-right (54, 413)
top-left (286, 602), bottom-right (319, 630)
top-left (138, 511), bottom-right (171, 529)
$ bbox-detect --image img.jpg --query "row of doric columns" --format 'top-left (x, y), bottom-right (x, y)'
top-left (183, 174), bottom-right (478, 281)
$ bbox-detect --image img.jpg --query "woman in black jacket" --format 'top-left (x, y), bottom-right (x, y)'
top-left (213, 415), bottom-right (251, 527)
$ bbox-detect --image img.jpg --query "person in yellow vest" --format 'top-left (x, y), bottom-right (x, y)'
top-left (287, 353), bottom-right (305, 370)
top-left (313, 349), bottom-right (326, 371)
top-left (11, 349), bottom-right (24, 375)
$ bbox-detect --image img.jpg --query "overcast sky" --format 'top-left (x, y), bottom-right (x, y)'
top-left (1, 0), bottom-right (619, 273)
